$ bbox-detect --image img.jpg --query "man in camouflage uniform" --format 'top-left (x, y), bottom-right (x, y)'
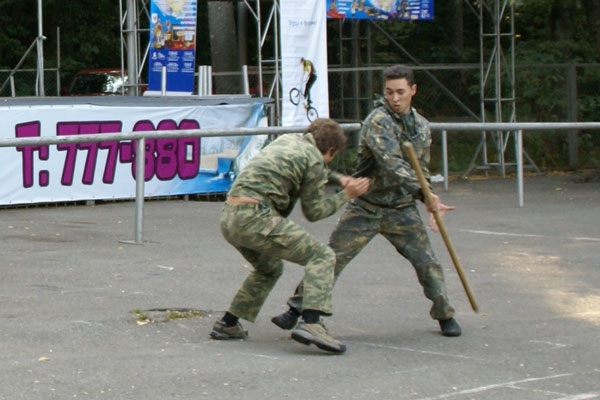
top-left (210, 118), bottom-right (370, 353)
top-left (272, 64), bottom-right (462, 337)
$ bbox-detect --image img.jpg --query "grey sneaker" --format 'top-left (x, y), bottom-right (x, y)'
top-left (210, 320), bottom-right (248, 340)
top-left (291, 321), bottom-right (346, 353)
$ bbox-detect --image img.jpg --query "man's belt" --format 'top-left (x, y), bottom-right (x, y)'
top-left (226, 196), bottom-right (259, 206)
top-left (351, 197), bottom-right (380, 213)
top-left (226, 196), bottom-right (271, 212)
top-left (351, 197), bottom-right (414, 212)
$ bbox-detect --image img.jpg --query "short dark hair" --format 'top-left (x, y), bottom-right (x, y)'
top-left (304, 118), bottom-right (347, 154)
top-left (383, 64), bottom-right (415, 86)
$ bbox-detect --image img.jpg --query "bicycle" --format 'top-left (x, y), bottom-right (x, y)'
top-left (289, 86), bottom-right (319, 122)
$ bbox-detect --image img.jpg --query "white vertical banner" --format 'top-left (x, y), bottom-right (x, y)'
top-left (280, 0), bottom-right (329, 126)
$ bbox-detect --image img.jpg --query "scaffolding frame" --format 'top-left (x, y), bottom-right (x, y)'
top-left (464, 0), bottom-right (539, 176)
top-left (119, 0), bottom-right (151, 96)
top-left (119, 0), bottom-right (281, 106)
top-left (240, 0), bottom-right (281, 121)
top-left (0, 0), bottom-right (47, 96)
top-left (118, 0), bottom-right (539, 158)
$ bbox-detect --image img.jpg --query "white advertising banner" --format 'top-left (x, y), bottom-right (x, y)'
top-left (0, 102), bottom-right (265, 205)
top-left (280, 0), bottom-right (329, 126)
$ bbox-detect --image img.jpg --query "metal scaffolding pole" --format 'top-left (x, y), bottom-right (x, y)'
top-left (464, 0), bottom-right (539, 177)
top-left (119, 0), bottom-right (150, 96)
top-left (36, 0), bottom-right (45, 96)
top-left (119, 0), bottom-right (279, 110)
top-left (241, 0), bottom-right (281, 123)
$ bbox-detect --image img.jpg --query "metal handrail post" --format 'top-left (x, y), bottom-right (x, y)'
top-left (161, 67), bottom-right (167, 95)
top-left (1, 121), bottom-right (598, 236)
top-left (442, 130), bottom-right (448, 192)
top-left (516, 129), bottom-right (524, 207)
top-left (119, 137), bottom-right (146, 245)
top-left (135, 138), bottom-right (145, 243)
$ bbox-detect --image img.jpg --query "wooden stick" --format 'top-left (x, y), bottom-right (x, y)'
top-left (402, 142), bottom-right (479, 312)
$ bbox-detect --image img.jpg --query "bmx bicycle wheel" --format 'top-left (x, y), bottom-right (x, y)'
top-left (307, 106), bottom-right (319, 122)
top-left (289, 88), bottom-right (301, 105)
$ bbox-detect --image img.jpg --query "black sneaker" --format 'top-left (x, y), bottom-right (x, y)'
top-left (210, 320), bottom-right (248, 340)
top-left (439, 318), bottom-right (462, 337)
top-left (291, 321), bottom-right (346, 353)
top-left (271, 309), bottom-right (299, 330)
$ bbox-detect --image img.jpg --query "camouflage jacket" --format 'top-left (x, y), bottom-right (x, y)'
top-left (354, 96), bottom-right (432, 208)
top-left (228, 133), bottom-right (347, 220)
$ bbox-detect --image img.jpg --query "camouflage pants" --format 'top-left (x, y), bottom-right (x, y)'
top-left (220, 202), bottom-right (335, 322)
top-left (288, 201), bottom-right (455, 320)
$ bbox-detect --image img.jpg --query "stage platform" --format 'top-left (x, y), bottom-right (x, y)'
top-left (0, 94), bottom-right (273, 107)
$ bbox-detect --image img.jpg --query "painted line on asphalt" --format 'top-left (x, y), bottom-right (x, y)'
top-left (459, 229), bottom-right (600, 242)
top-left (413, 373), bottom-right (573, 400)
top-left (553, 393), bottom-right (600, 400)
top-left (240, 352), bottom-right (281, 360)
top-left (529, 340), bottom-right (571, 349)
top-left (356, 341), bottom-right (479, 360)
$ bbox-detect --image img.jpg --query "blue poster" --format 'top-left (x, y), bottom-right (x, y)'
top-left (327, 0), bottom-right (433, 20)
top-left (148, 0), bottom-right (198, 93)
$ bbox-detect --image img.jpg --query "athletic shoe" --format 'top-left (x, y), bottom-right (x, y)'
top-left (271, 309), bottom-right (299, 330)
top-left (291, 321), bottom-right (346, 353)
top-left (210, 320), bottom-right (248, 340)
top-left (439, 318), bottom-right (462, 337)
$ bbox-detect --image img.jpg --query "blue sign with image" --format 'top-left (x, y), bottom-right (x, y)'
top-left (327, 0), bottom-right (433, 21)
top-left (148, 0), bottom-right (198, 93)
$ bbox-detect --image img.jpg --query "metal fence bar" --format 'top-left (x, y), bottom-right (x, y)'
top-left (6, 121), bottom-right (596, 149)
top-left (0, 123), bottom-right (361, 243)
top-left (119, 137), bottom-right (147, 244)
top-left (430, 122), bottom-right (600, 131)
top-left (441, 130), bottom-right (448, 192)
top-left (135, 137), bottom-right (145, 243)
top-left (516, 129), bottom-right (524, 207)
top-left (0, 121), bottom-right (598, 241)
top-left (430, 122), bottom-right (600, 208)
top-left (0, 124), bottom-right (361, 148)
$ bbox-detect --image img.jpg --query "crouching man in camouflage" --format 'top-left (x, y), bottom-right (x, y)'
top-left (210, 118), bottom-right (370, 353)
top-left (272, 64), bottom-right (462, 338)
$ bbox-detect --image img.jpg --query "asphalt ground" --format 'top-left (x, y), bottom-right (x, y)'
top-left (1, 173), bottom-right (599, 400)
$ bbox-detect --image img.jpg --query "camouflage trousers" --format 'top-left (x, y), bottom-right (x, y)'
top-left (288, 201), bottom-right (455, 320)
top-left (220, 202), bottom-right (335, 322)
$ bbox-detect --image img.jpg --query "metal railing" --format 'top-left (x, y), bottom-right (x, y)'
top-left (1, 121), bottom-right (598, 243)
top-left (0, 123), bottom-right (360, 244)
top-left (432, 122), bottom-right (600, 207)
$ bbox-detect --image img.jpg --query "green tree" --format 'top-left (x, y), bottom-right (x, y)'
top-left (0, 0), bottom-right (39, 69)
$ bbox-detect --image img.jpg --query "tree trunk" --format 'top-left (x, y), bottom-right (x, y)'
top-left (453, 0), bottom-right (464, 63)
top-left (208, 1), bottom-right (240, 94)
top-left (549, 0), bottom-right (576, 43)
top-left (580, 0), bottom-right (600, 54)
